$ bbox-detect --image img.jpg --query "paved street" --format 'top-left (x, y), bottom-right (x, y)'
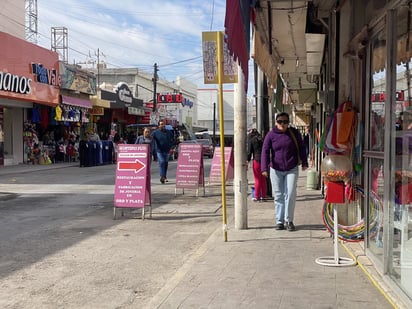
top-left (0, 162), bottom-right (405, 308)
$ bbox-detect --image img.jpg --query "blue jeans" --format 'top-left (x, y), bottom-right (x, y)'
top-left (156, 152), bottom-right (169, 178)
top-left (270, 166), bottom-right (299, 224)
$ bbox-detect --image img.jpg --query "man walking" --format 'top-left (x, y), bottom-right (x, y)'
top-left (151, 121), bottom-right (175, 184)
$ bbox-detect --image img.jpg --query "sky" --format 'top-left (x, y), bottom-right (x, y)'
top-left (33, 0), bottom-right (254, 94)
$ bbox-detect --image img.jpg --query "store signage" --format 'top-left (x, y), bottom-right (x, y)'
top-left (371, 91), bottom-right (404, 102)
top-left (157, 93), bottom-right (183, 103)
top-left (128, 106), bottom-right (145, 116)
top-left (157, 92), bottom-right (194, 108)
top-left (182, 97), bottom-right (194, 108)
top-left (0, 70), bottom-right (32, 94)
top-left (115, 82), bottom-right (133, 106)
top-left (90, 107), bottom-right (104, 115)
top-left (31, 63), bottom-right (61, 87)
top-left (60, 62), bottom-right (96, 94)
top-left (0, 32), bottom-right (60, 106)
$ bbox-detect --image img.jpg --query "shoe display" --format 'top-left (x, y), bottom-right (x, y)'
top-left (287, 222), bottom-right (296, 231)
top-left (275, 223), bottom-right (285, 230)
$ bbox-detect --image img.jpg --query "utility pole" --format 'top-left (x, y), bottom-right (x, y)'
top-left (152, 63), bottom-right (158, 112)
top-left (213, 102), bottom-right (216, 145)
top-left (95, 48), bottom-right (100, 88)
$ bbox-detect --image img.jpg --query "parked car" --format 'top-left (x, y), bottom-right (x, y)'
top-left (172, 140), bottom-right (199, 160)
top-left (197, 138), bottom-right (214, 158)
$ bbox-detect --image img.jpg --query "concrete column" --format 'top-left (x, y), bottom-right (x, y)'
top-left (234, 64), bottom-right (248, 230)
top-left (256, 67), bottom-right (264, 134)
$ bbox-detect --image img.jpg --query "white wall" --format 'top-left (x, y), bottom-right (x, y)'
top-left (3, 106), bottom-right (24, 165)
top-left (197, 88), bottom-right (235, 134)
top-left (0, 0), bottom-right (25, 39)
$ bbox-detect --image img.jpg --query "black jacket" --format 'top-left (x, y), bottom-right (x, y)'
top-left (247, 134), bottom-right (263, 163)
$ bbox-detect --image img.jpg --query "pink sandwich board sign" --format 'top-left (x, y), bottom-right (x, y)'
top-left (114, 144), bottom-right (151, 218)
top-left (208, 146), bottom-right (234, 184)
top-left (175, 143), bottom-right (205, 196)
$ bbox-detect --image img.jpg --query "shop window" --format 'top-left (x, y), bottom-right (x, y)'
top-left (390, 4), bottom-right (412, 298)
top-left (368, 29), bottom-right (386, 262)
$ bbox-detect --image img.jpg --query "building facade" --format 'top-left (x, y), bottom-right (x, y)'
top-left (250, 1), bottom-right (412, 306)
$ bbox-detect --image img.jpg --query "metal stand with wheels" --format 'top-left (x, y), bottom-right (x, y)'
top-left (316, 203), bottom-right (357, 267)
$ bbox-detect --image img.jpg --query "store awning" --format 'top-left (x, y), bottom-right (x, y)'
top-left (251, 29), bottom-right (278, 88)
top-left (90, 95), bottom-right (110, 108)
top-left (61, 95), bottom-right (92, 108)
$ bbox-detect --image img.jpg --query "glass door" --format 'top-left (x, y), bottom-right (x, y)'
top-left (390, 3), bottom-right (412, 298)
top-left (367, 28), bottom-right (386, 263)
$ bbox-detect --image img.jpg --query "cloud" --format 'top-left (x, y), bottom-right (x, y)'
top-left (36, 0), bottom-right (227, 87)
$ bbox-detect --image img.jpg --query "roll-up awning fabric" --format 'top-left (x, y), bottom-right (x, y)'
top-left (251, 29), bottom-right (278, 88)
top-left (61, 95), bottom-right (92, 108)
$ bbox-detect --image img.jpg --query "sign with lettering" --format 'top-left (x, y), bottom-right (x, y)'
top-left (201, 31), bottom-right (238, 84)
top-left (0, 32), bottom-right (60, 106)
top-left (115, 82), bottom-right (133, 107)
top-left (157, 93), bottom-right (183, 103)
top-left (90, 107), bottom-right (104, 115)
top-left (114, 144), bottom-right (151, 208)
top-left (209, 147), bottom-right (234, 184)
top-left (31, 63), bottom-right (61, 87)
top-left (175, 143), bottom-right (204, 193)
top-left (0, 70), bottom-right (32, 94)
top-left (371, 91), bottom-right (405, 102)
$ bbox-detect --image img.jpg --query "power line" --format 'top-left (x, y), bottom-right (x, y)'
top-left (159, 56), bottom-right (202, 68)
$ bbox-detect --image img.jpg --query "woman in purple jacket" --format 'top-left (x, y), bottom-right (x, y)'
top-left (261, 112), bottom-right (308, 231)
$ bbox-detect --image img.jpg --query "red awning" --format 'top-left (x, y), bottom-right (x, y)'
top-left (225, 0), bottom-right (250, 90)
top-left (61, 95), bottom-right (92, 108)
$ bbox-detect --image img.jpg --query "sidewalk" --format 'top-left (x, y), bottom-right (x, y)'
top-left (146, 169), bottom-right (403, 309)
top-left (0, 162), bottom-right (406, 308)
top-left (0, 161), bottom-right (79, 176)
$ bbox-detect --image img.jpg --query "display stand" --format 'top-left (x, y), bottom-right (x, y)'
top-left (316, 203), bottom-right (356, 267)
top-left (113, 144), bottom-right (151, 220)
top-left (175, 143), bottom-right (205, 197)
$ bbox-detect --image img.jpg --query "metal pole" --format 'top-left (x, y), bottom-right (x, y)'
top-left (213, 102), bottom-right (216, 145)
top-left (256, 67), bottom-right (264, 134)
top-left (96, 48), bottom-right (100, 88)
top-left (152, 63), bottom-right (158, 112)
top-left (216, 31), bottom-right (228, 242)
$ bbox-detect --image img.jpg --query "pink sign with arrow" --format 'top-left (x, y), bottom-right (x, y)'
top-left (114, 144), bottom-right (151, 208)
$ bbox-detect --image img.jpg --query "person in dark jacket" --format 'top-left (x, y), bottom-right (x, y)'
top-left (151, 121), bottom-right (175, 184)
top-left (135, 127), bottom-right (156, 162)
top-left (247, 129), bottom-right (267, 202)
top-left (261, 112), bottom-right (308, 231)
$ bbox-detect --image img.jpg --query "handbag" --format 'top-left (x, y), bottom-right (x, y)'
top-left (289, 128), bottom-right (302, 165)
top-left (337, 101), bottom-right (355, 145)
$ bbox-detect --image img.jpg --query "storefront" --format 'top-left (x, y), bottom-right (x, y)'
top-left (295, 1), bottom-right (412, 304)
top-left (100, 82), bottom-right (145, 143)
top-left (304, 1), bottom-right (412, 304)
top-left (0, 31), bottom-right (60, 165)
top-left (360, 2), bottom-right (412, 304)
